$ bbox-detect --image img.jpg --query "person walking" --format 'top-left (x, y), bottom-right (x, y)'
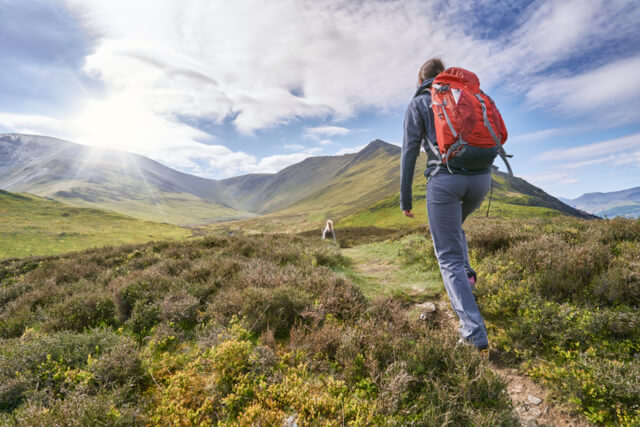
top-left (400, 58), bottom-right (499, 352)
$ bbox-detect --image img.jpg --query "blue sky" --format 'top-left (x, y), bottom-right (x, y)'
top-left (0, 0), bottom-right (639, 199)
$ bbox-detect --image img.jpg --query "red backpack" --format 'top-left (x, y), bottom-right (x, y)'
top-left (425, 67), bottom-right (512, 176)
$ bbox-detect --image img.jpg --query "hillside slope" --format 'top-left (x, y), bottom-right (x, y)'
top-left (0, 134), bottom-right (251, 225)
top-left (339, 167), bottom-right (596, 228)
top-left (214, 144), bottom-right (595, 232)
top-left (2, 134), bottom-right (590, 230)
top-left (0, 189), bottom-right (190, 259)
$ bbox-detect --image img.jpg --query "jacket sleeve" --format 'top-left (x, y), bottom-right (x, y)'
top-left (400, 100), bottom-right (424, 211)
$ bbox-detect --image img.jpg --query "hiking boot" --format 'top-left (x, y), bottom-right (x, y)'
top-left (457, 338), bottom-right (488, 353)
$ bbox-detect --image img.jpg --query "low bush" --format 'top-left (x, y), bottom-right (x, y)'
top-left (0, 329), bottom-right (129, 410)
top-left (475, 216), bottom-right (640, 424)
top-left (45, 293), bottom-right (118, 332)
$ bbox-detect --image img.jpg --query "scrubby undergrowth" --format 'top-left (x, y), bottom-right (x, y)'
top-left (0, 234), bottom-right (515, 425)
top-left (400, 216), bottom-right (640, 425)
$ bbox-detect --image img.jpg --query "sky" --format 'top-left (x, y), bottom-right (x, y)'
top-left (0, 0), bottom-right (639, 199)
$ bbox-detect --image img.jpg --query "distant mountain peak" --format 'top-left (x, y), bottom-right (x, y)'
top-left (355, 139), bottom-right (400, 160)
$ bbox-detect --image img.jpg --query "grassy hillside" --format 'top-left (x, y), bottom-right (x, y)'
top-left (0, 134), bottom-right (249, 226)
top-left (0, 190), bottom-right (191, 259)
top-left (339, 169), bottom-right (594, 229)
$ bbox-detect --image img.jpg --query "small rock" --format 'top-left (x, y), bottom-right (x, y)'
top-left (529, 408), bottom-right (543, 418)
top-left (283, 415), bottom-right (298, 427)
top-left (524, 419), bottom-right (539, 427)
top-left (415, 302), bottom-right (436, 312)
top-left (528, 394), bottom-right (542, 405)
top-left (513, 384), bottom-right (523, 393)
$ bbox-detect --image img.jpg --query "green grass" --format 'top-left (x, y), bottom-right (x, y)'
top-left (339, 176), bottom-right (566, 228)
top-left (339, 236), bottom-right (442, 300)
top-left (0, 190), bottom-right (191, 259)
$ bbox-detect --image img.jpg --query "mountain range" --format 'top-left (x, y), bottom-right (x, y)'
top-left (0, 133), bottom-right (595, 228)
top-left (562, 187), bottom-right (640, 218)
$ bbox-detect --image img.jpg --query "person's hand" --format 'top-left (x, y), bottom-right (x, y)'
top-left (403, 210), bottom-right (414, 218)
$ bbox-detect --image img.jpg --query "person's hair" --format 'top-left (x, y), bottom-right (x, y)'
top-left (419, 58), bottom-right (445, 82)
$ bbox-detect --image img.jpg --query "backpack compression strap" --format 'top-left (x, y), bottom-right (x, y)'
top-left (474, 94), bottom-right (514, 176)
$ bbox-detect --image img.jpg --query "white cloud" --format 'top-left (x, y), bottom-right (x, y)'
top-left (509, 127), bottom-right (579, 144)
top-left (252, 148), bottom-right (323, 173)
top-left (524, 56), bottom-right (640, 123)
top-left (284, 144), bottom-right (306, 151)
top-left (612, 150), bottom-right (640, 166)
top-left (520, 172), bottom-right (580, 185)
top-left (0, 113), bottom-right (67, 137)
top-left (304, 126), bottom-right (351, 138)
top-left (335, 144), bottom-right (366, 155)
top-left (318, 139), bottom-right (334, 146)
top-left (536, 133), bottom-right (640, 161)
top-left (6, 0), bottom-right (632, 179)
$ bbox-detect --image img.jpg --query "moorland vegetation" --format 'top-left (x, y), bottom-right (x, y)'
top-left (0, 216), bottom-right (638, 425)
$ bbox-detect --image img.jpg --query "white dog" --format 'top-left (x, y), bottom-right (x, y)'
top-left (322, 219), bottom-right (336, 241)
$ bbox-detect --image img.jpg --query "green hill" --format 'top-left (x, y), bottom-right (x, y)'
top-left (2, 134), bottom-right (592, 231)
top-left (213, 142), bottom-right (594, 232)
top-left (339, 167), bottom-right (596, 228)
top-left (0, 190), bottom-right (190, 259)
top-left (0, 134), bottom-right (252, 226)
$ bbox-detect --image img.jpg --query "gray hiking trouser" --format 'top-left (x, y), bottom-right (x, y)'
top-left (426, 172), bottom-right (491, 347)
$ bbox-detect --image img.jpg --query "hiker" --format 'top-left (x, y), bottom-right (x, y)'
top-left (400, 58), bottom-right (509, 352)
top-left (322, 219), bottom-right (336, 241)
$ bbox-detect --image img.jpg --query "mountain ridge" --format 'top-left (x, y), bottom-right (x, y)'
top-left (564, 186), bottom-right (640, 218)
top-left (1, 133), bottom-right (593, 227)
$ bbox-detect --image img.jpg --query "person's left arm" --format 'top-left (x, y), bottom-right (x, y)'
top-left (400, 100), bottom-right (424, 216)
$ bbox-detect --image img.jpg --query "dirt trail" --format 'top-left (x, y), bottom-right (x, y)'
top-left (346, 250), bottom-right (591, 427)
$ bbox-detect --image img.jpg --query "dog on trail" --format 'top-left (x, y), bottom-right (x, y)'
top-left (322, 220), bottom-right (336, 241)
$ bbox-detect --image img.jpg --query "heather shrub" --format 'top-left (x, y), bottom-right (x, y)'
top-left (6, 392), bottom-right (142, 426)
top-left (0, 329), bottom-right (126, 410)
top-left (23, 258), bottom-right (101, 286)
top-left (110, 268), bottom-right (185, 319)
top-left (160, 291), bottom-right (200, 330)
top-left (493, 234), bottom-right (610, 301)
top-left (44, 293), bottom-right (117, 332)
top-left (88, 337), bottom-right (147, 392)
top-left (465, 217), bottom-right (532, 258)
top-left (0, 230), bottom-right (521, 423)
top-left (0, 306), bottom-right (38, 338)
top-left (592, 241), bottom-right (640, 306)
top-left (209, 285), bottom-right (312, 337)
top-left (126, 301), bottom-right (161, 339)
top-left (474, 217), bottom-right (640, 423)
top-left (312, 273), bottom-right (367, 321)
top-left (599, 217), bottom-right (640, 243)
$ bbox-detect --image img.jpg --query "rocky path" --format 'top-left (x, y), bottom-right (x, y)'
top-left (343, 246), bottom-right (591, 427)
